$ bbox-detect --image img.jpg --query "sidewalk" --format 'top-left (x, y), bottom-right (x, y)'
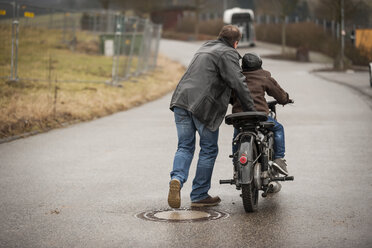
top-left (312, 70), bottom-right (372, 108)
top-left (254, 41), bottom-right (333, 64)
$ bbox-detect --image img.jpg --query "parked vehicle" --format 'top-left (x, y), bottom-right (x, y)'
top-left (223, 7), bottom-right (256, 47)
top-left (354, 29), bottom-right (372, 60)
top-left (220, 100), bottom-right (294, 212)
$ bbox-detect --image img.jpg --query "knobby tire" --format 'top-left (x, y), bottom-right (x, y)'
top-left (242, 183), bottom-right (258, 212)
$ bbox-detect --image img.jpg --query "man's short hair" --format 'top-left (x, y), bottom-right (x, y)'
top-left (218, 25), bottom-right (242, 47)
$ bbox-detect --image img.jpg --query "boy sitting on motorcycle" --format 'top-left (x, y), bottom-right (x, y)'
top-left (231, 53), bottom-right (292, 175)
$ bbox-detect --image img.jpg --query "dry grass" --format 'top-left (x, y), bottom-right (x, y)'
top-left (0, 55), bottom-right (185, 139)
top-left (0, 22), bottom-right (185, 139)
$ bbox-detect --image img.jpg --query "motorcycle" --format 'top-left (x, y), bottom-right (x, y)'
top-left (220, 100), bottom-right (294, 212)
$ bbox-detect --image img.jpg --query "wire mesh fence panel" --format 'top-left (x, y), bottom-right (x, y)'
top-left (55, 27), bottom-right (113, 83)
top-left (114, 16), bottom-right (137, 80)
top-left (148, 25), bottom-right (162, 70)
top-left (1, 2), bottom-right (161, 85)
top-left (0, 1), bottom-right (14, 80)
top-left (60, 11), bottom-right (78, 44)
top-left (145, 24), bottom-right (162, 71)
top-left (110, 15), bottom-right (123, 82)
top-left (133, 19), bottom-right (149, 76)
top-left (113, 17), bottom-right (139, 80)
top-left (16, 3), bottom-right (53, 81)
top-left (136, 19), bottom-right (153, 75)
top-left (80, 10), bottom-right (116, 34)
top-left (52, 10), bottom-right (113, 83)
top-left (114, 15), bottom-right (130, 80)
top-left (111, 17), bottom-right (162, 83)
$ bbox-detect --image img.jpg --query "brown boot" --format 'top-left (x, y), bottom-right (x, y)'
top-left (191, 195), bottom-right (221, 207)
top-left (168, 179), bottom-right (181, 208)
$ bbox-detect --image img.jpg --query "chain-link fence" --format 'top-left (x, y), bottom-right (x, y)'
top-left (0, 1), bottom-right (14, 80)
top-left (111, 16), bottom-right (162, 82)
top-left (0, 1), bottom-right (162, 84)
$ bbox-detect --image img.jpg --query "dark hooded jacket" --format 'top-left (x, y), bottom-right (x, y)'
top-left (170, 38), bottom-right (255, 131)
top-left (232, 68), bottom-right (290, 114)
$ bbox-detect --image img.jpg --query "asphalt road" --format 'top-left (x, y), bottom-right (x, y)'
top-left (0, 39), bottom-right (371, 248)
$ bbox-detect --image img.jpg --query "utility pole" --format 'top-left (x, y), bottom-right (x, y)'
top-left (340, 0), bottom-right (345, 70)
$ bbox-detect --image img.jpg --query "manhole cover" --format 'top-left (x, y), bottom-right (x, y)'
top-left (136, 208), bottom-right (228, 223)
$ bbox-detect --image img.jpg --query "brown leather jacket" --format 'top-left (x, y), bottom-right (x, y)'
top-left (232, 68), bottom-right (289, 114)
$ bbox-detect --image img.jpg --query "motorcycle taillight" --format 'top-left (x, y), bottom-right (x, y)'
top-left (239, 155), bottom-right (248, 164)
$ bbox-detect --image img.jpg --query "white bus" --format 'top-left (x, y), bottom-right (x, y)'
top-left (223, 7), bottom-right (256, 47)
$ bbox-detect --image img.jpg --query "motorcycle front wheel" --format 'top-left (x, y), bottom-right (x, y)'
top-left (242, 183), bottom-right (259, 212)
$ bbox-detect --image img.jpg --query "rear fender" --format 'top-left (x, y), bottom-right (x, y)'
top-left (237, 135), bottom-right (256, 185)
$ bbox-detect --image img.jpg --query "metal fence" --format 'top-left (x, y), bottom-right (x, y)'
top-left (111, 16), bottom-right (162, 82)
top-left (255, 14), bottom-right (357, 40)
top-left (0, 1), bottom-right (162, 84)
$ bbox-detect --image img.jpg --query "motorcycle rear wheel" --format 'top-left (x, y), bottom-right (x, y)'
top-left (242, 183), bottom-right (259, 212)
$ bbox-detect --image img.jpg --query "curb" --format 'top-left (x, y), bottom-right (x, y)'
top-left (0, 120), bottom-right (81, 145)
top-left (311, 72), bottom-right (372, 109)
top-left (0, 131), bottom-right (41, 144)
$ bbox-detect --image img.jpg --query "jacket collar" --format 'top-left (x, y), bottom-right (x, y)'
top-left (217, 37), bottom-right (242, 59)
top-left (218, 37), bottom-right (234, 48)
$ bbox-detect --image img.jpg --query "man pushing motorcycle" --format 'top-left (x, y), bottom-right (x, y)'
top-left (167, 25), bottom-right (256, 208)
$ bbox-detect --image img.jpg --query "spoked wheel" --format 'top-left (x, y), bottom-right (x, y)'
top-left (241, 183), bottom-right (259, 212)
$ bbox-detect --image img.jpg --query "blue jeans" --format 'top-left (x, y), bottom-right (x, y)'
top-left (233, 116), bottom-right (285, 159)
top-left (170, 107), bottom-right (219, 202)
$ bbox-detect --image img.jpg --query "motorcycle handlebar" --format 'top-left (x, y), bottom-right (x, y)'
top-left (267, 99), bottom-right (293, 116)
top-left (267, 100), bottom-right (278, 106)
top-left (267, 99), bottom-right (294, 106)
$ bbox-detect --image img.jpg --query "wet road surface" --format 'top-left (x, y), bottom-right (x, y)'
top-left (0, 40), bottom-right (371, 247)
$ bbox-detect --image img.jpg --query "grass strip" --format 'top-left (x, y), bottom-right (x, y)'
top-left (0, 55), bottom-right (185, 139)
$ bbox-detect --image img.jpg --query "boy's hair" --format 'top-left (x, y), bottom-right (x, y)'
top-left (218, 25), bottom-right (242, 47)
top-left (242, 53), bottom-right (262, 71)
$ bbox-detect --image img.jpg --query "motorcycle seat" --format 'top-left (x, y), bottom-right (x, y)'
top-left (225, 112), bottom-right (268, 126)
